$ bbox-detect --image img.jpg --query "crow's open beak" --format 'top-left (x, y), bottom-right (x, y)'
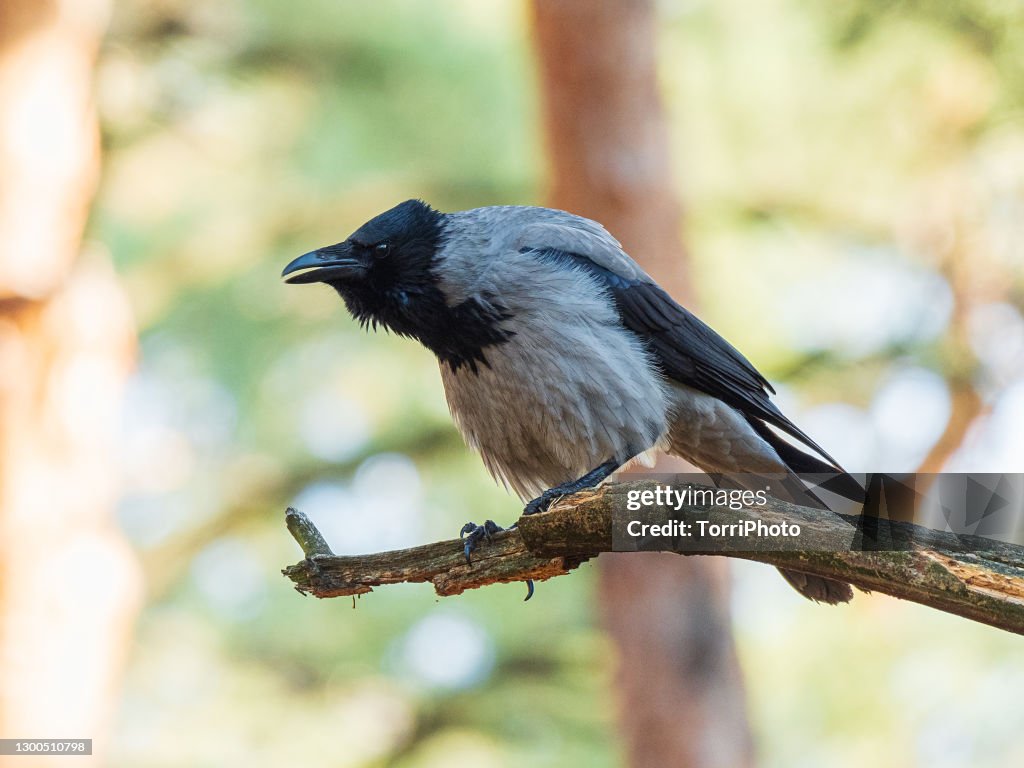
top-left (282, 243), bottom-right (367, 284)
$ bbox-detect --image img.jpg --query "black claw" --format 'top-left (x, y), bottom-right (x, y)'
top-left (459, 522), bottom-right (537, 601)
top-left (523, 459), bottom-right (622, 517)
top-left (524, 491), bottom-right (558, 516)
top-left (459, 519), bottom-right (504, 565)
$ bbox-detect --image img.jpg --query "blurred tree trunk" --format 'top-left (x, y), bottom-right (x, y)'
top-left (0, 1), bottom-right (140, 764)
top-left (530, 2), bottom-right (755, 766)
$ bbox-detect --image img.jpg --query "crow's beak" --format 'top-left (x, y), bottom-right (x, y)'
top-left (282, 243), bottom-right (367, 284)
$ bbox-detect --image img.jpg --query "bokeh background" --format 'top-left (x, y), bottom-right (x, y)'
top-left (2, 1), bottom-right (1024, 766)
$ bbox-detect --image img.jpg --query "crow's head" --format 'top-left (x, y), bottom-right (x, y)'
top-left (284, 199), bottom-right (513, 372)
top-left (283, 199), bottom-right (447, 331)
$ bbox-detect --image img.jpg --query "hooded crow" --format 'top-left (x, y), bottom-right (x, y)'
top-left (283, 199), bottom-right (854, 604)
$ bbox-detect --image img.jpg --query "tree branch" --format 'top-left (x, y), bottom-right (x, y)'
top-left (281, 483), bottom-right (1024, 635)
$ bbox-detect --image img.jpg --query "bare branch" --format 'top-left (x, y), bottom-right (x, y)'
top-left (282, 483), bottom-right (1024, 634)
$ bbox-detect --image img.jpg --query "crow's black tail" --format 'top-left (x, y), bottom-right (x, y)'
top-left (743, 416), bottom-right (861, 605)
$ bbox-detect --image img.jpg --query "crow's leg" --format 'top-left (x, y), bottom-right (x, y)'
top-left (523, 458), bottom-right (621, 516)
top-left (459, 458), bottom-right (622, 601)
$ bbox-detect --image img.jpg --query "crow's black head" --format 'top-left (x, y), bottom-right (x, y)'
top-left (283, 199), bottom-right (446, 329)
top-left (283, 199), bottom-right (512, 372)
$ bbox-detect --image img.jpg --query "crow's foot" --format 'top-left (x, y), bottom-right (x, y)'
top-left (458, 520), bottom-right (535, 601)
top-left (523, 459), bottom-right (622, 516)
top-left (524, 489), bottom-right (562, 516)
top-left (459, 519), bottom-right (504, 565)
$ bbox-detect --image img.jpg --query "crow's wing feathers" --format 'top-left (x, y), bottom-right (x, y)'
top-left (514, 220), bottom-right (649, 282)
top-left (517, 231), bottom-right (840, 470)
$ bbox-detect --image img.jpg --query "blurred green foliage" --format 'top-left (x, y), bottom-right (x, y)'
top-left (93, 1), bottom-right (1024, 766)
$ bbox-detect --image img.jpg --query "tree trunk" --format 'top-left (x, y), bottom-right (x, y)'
top-left (0, 1), bottom-right (140, 763)
top-left (530, 1), bottom-right (755, 766)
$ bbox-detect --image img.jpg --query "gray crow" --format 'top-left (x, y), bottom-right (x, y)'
top-left (283, 199), bottom-right (853, 604)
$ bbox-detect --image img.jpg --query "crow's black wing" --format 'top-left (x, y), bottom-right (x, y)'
top-left (523, 246), bottom-right (842, 470)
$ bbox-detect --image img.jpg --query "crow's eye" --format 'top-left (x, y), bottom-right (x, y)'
top-left (374, 242), bottom-right (391, 259)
